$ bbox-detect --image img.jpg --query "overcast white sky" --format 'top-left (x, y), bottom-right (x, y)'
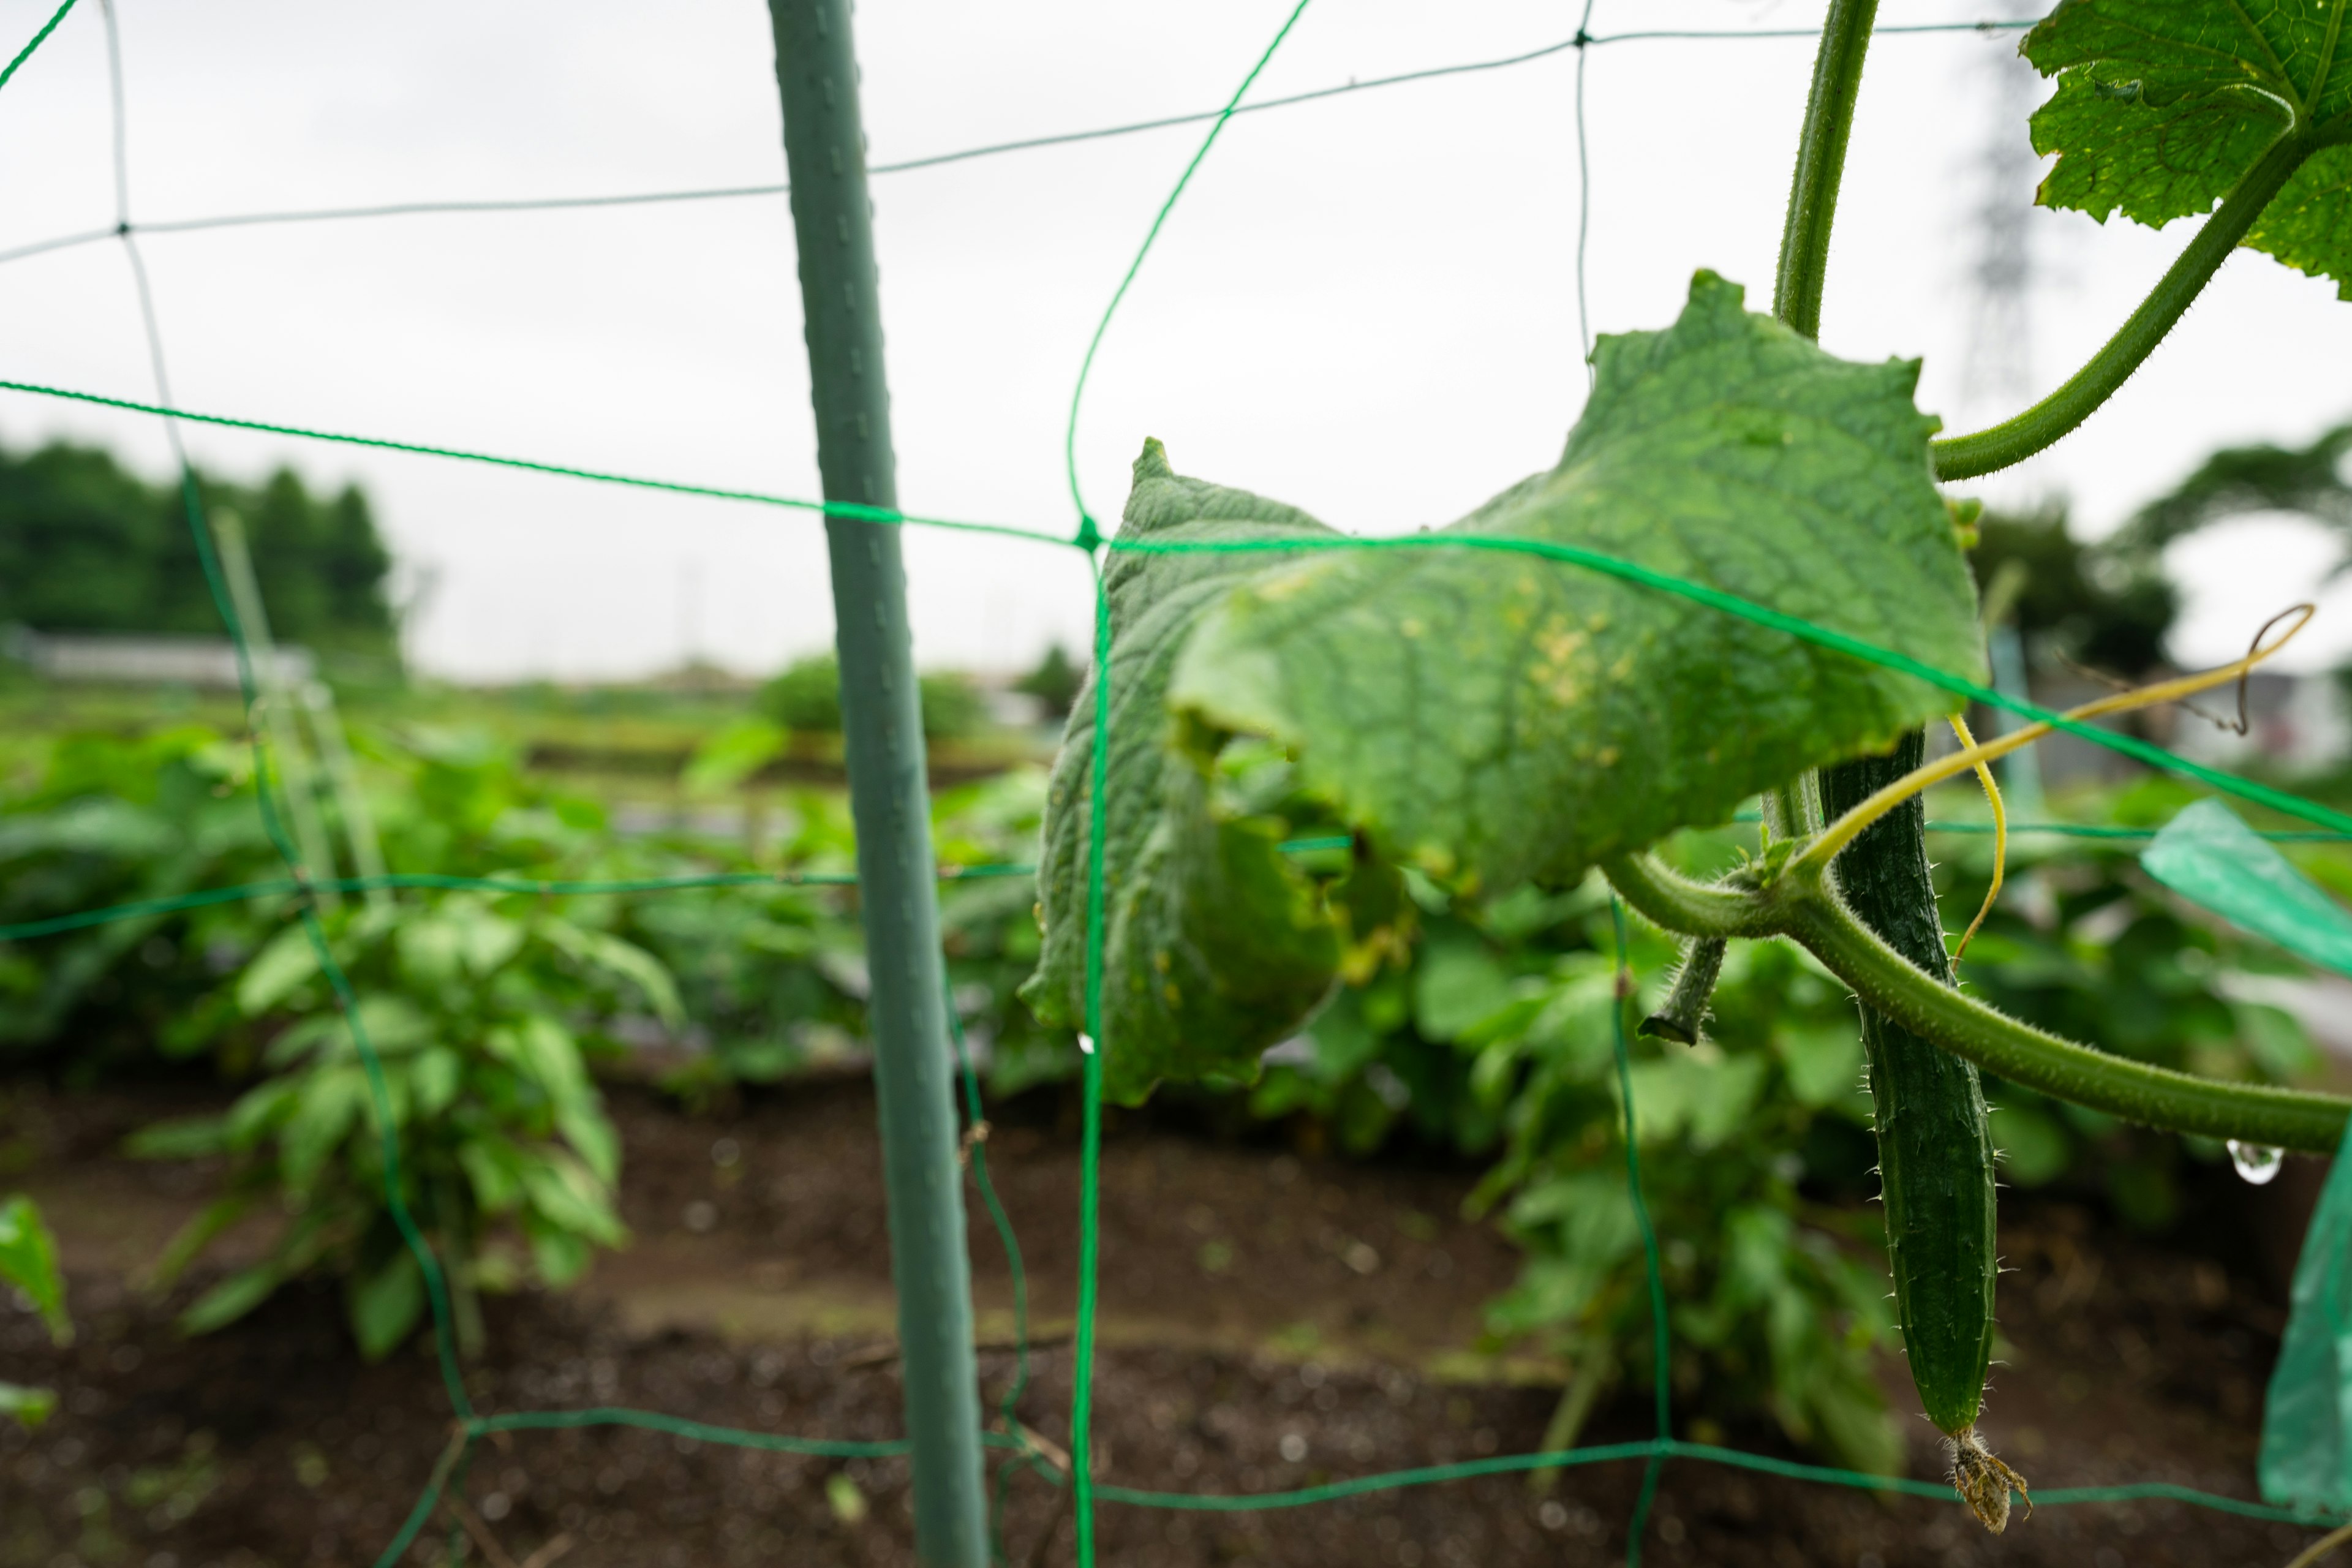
top-left (4, 0), bottom-right (2350, 681)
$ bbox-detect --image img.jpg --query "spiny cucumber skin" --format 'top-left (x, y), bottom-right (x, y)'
top-left (1820, 733), bottom-right (1999, 1437)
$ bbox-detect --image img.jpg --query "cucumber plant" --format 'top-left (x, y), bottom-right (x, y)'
top-left (1027, 0), bottom-right (2352, 1533)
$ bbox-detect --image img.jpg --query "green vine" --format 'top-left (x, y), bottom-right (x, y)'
top-left (1602, 851), bottom-right (2352, 1152)
top-left (1931, 129), bottom-right (2321, 480)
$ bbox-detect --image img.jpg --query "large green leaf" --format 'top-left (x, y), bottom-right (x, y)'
top-left (1169, 271), bottom-right (1980, 892)
top-left (1019, 447), bottom-right (1346, 1103)
top-left (1026, 272), bottom-right (1978, 1098)
top-left (2025, 0), bottom-right (2352, 296)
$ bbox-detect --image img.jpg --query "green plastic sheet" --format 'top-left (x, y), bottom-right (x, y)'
top-left (2262, 1117), bottom-right (2352, 1514)
top-left (2143, 802), bottom-right (2352, 1512)
top-left (2141, 799), bottom-right (2352, 978)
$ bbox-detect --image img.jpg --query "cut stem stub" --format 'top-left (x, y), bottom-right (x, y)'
top-left (1639, 937), bottom-right (1727, 1045)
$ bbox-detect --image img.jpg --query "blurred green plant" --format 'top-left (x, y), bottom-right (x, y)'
top-left (758, 652), bottom-right (990, 741)
top-left (1250, 839), bottom-right (1905, 1474)
top-left (6, 716), bottom-right (2325, 1459)
top-left (1966, 506), bottom-right (2177, 678)
top-left (0, 1192), bottom-right (70, 1428)
top-left (129, 890), bottom-right (673, 1360)
top-left (1012, 644), bottom-right (1085, 723)
top-left (1241, 790), bottom-right (2331, 1471)
top-left (0, 725), bottom-right (279, 1066)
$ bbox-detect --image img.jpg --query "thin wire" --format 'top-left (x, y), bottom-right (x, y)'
top-left (1574, 0), bottom-right (1599, 374)
top-left (0, 17), bottom-right (2041, 270)
top-left (1062, 0), bottom-right (1314, 545)
top-left (1071, 570), bottom-right (1115, 1566)
top-left (0, 378), bottom-right (1068, 550)
top-left (1085, 1439), bottom-right (2332, 1522)
top-left (9, 814), bottom-right (2341, 946)
top-left (0, 0), bottom-right (76, 95)
top-left (1589, 20), bottom-right (2032, 43)
top-left (1611, 897), bottom-right (1671, 1566)
top-left (943, 976), bottom-right (1035, 1567)
top-left (0, 848), bottom-right (1376, 945)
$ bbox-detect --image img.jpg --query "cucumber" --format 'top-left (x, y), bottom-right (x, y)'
top-left (1818, 734), bottom-right (2025, 1531)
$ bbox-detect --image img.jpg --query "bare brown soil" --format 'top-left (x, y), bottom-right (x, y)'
top-left (2, 1076), bottom-right (2336, 1568)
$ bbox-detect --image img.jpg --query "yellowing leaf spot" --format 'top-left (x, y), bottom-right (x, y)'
top-left (1531, 619), bottom-right (1591, 706)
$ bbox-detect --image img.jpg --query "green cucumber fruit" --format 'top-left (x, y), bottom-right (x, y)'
top-left (1817, 734), bottom-right (1999, 1439)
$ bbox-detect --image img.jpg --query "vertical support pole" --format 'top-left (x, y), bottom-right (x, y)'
top-left (211, 507), bottom-right (341, 911)
top-left (763, 6), bottom-right (987, 1565)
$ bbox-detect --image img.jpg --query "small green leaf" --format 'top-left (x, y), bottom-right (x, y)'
top-left (538, 921), bottom-right (684, 1029)
top-left (526, 1219), bottom-right (593, 1287)
top-left (237, 925), bottom-right (320, 1015)
top-left (1989, 1102), bottom-right (2072, 1187)
top-left (397, 899), bottom-right (526, 989)
top-left (345, 1249), bottom-right (423, 1362)
top-left (279, 1066), bottom-right (372, 1196)
top-left (1775, 1023), bottom-right (1866, 1109)
top-left (0, 1380), bottom-right (56, 1429)
top-left (2026, 0), bottom-right (2352, 296)
top-left (0, 1195), bottom-right (70, 1343)
top-left (1412, 938), bottom-right (1518, 1043)
top-left (123, 1115), bottom-right (233, 1161)
top-left (177, 1264), bottom-right (281, 1336)
top-left (459, 1137), bottom-right (528, 1214)
top-left (410, 1047), bottom-right (463, 1118)
top-left (683, 717), bottom-right (786, 796)
top-left (1170, 272), bottom-right (1978, 896)
top-left (556, 1104), bottom-right (622, 1188)
top-left (519, 1151), bottom-right (627, 1248)
top-left (489, 1014), bottom-right (592, 1106)
top-left (145, 1193), bottom-right (258, 1295)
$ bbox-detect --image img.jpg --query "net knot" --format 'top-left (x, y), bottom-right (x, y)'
top-left (1573, 29), bottom-right (1592, 48)
top-left (1072, 513), bottom-right (1103, 553)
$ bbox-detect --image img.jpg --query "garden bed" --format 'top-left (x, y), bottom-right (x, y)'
top-left (2, 1076), bottom-right (2332, 1567)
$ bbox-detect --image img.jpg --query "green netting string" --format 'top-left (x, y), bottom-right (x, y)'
top-left (1102, 531), bottom-right (2352, 841)
top-left (15, 820), bottom-right (2351, 946)
top-left (1611, 895), bottom-right (1673, 1565)
top-left (0, 0), bottom-right (75, 93)
top-left (1060, 0), bottom-right (1312, 546)
top-left (10, 374), bottom-right (2343, 846)
top-left (1064, 9), bottom-right (1314, 1556)
top-left (0, 377), bottom-right (1061, 549)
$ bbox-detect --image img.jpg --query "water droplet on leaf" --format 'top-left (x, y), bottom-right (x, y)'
top-left (2226, 1140), bottom-right (2283, 1185)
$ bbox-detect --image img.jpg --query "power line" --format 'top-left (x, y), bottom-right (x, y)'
top-left (0, 18), bottom-right (2034, 270)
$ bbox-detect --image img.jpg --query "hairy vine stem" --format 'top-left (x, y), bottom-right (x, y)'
top-left (1601, 852), bottom-right (2352, 1152)
top-left (1931, 128), bottom-right (2321, 480)
top-left (1773, 0), bottom-right (1880, 338)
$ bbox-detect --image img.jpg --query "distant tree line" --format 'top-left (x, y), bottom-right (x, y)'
top-left (0, 437), bottom-right (397, 658)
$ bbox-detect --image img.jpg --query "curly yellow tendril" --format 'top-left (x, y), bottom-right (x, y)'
top-left (1793, 605), bottom-right (2315, 884)
top-left (1946, 715), bottom-right (2004, 962)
